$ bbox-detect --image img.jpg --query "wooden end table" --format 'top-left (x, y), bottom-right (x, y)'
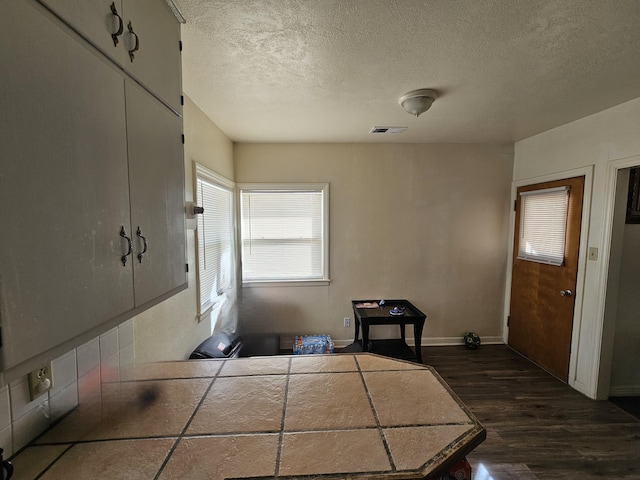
top-left (351, 299), bottom-right (427, 363)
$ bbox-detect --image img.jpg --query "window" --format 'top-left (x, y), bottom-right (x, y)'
top-left (517, 186), bottom-right (569, 266)
top-left (195, 164), bottom-right (236, 315)
top-left (239, 183), bottom-right (329, 284)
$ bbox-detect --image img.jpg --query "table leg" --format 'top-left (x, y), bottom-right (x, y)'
top-left (400, 323), bottom-right (406, 343)
top-left (354, 316), bottom-right (360, 344)
top-left (413, 320), bottom-right (425, 363)
top-left (362, 322), bottom-right (370, 352)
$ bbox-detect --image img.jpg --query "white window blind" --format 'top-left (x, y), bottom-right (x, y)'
top-left (239, 184), bottom-right (329, 283)
top-left (196, 166), bottom-right (235, 314)
top-left (518, 186), bottom-right (569, 266)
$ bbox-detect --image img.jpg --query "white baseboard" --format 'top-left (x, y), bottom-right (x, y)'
top-left (299, 336), bottom-right (504, 349)
top-left (608, 385), bottom-right (640, 396)
top-left (415, 336), bottom-right (504, 347)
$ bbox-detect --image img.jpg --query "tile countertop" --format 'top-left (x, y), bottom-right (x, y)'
top-left (10, 354), bottom-right (485, 479)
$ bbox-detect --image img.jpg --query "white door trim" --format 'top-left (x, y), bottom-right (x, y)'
top-left (591, 154), bottom-right (640, 399)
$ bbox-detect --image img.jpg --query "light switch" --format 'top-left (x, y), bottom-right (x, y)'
top-left (588, 247), bottom-right (598, 261)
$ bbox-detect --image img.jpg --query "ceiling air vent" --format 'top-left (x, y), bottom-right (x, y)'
top-left (370, 126), bottom-right (408, 134)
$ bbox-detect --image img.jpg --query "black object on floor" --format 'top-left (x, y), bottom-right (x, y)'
top-left (238, 334), bottom-right (280, 357)
top-left (340, 342), bottom-right (363, 353)
top-left (609, 396), bottom-right (640, 420)
top-left (189, 332), bottom-right (242, 359)
top-left (339, 340), bottom-right (419, 362)
top-left (368, 338), bottom-right (418, 362)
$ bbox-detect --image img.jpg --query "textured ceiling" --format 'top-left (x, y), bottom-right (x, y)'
top-left (175, 0), bottom-right (640, 144)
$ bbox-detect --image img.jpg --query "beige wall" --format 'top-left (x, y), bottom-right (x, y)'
top-left (234, 143), bottom-right (514, 347)
top-left (513, 96), bottom-right (640, 399)
top-left (133, 96), bottom-right (234, 363)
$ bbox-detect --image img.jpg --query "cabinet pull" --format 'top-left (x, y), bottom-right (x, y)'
top-left (109, 2), bottom-right (124, 47)
top-left (126, 21), bottom-right (139, 62)
top-left (136, 226), bottom-right (148, 263)
top-left (120, 226), bottom-right (133, 266)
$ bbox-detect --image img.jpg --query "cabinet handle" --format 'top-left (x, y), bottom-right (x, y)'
top-left (109, 2), bottom-right (124, 47)
top-left (120, 226), bottom-right (133, 266)
top-left (136, 226), bottom-right (148, 263)
top-left (126, 21), bottom-right (139, 62)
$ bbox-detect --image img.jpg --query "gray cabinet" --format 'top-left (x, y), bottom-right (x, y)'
top-left (123, 0), bottom-right (183, 114)
top-left (126, 80), bottom-right (186, 306)
top-left (38, 0), bottom-right (182, 113)
top-left (37, 0), bottom-right (127, 66)
top-left (0, 0), bottom-right (185, 376)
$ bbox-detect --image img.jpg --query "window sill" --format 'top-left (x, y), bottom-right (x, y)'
top-left (242, 279), bottom-right (331, 288)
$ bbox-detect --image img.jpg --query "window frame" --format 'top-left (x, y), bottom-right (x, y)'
top-left (237, 182), bottom-right (330, 287)
top-left (194, 163), bottom-right (237, 317)
top-left (517, 185), bottom-right (569, 266)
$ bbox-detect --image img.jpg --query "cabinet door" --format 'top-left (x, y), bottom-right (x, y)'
top-left (123, 0), bottom-right (182, 113)
top-left (0, 2), bottom-right (134, 371)
top-left (125, 81), bottom-right (187, 307)
top-left (38, 0), bottom-right (128, 66)
top-left (38, 0), bottom-right (182, 113)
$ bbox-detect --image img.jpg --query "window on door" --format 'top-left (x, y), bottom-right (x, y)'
top-left (239, 183), bottom-right (329, 285)
top-left (195, 164), bottom-right (236, 316)
top-left (517, 186), bottom-right (569, 266)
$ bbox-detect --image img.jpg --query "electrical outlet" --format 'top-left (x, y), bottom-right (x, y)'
top-left (343, 317), bottom-right (350, 328)
top-left (28, 362), bottom-right (53, 401)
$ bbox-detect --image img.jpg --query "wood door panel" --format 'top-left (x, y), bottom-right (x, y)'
top-left (509, 176), bottom-right (584, 381)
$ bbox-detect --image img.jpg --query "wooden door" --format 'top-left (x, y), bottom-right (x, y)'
top-left (509, 176), bottom-right (584, 381)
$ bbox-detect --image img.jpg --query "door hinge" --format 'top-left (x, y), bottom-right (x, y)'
top-left (179, 40), bottom-right (183, 52)
top-left (186, 263), bottom-right (189, 273)
top-left (507, 315), bottom-right (510, 327)
top-left (513, 200), bottom-right (517, 211)
top-left (181, 95), bottom-right (184, 106)
top-left (181, 134), bottom-right (185, 144)
top-left (0, 325), bottom-right (3, 347)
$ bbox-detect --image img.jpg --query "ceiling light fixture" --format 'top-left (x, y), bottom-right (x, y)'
top-left (398, 89), bottom-right (438, 117)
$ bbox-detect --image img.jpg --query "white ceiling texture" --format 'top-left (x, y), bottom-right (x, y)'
top-left (175, 0), bottom-right (640, 144)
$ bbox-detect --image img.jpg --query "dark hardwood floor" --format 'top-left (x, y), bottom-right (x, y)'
top-left (610, 397), bottom-right (640, 421)
top-left (422, 345), bottom-right (640, 480)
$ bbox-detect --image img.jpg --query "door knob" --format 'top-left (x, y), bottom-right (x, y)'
top-left (560, 289), bottom-right (573, 297)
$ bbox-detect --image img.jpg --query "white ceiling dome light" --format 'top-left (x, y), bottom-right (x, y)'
top-left (399, 89), bottom-right (438, 117)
